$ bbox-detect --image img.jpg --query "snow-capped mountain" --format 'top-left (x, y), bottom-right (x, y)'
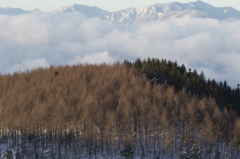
top-left (0, 1), bottom-right (240, 23)
top-left (52, 4), bottom-right (108, 17)
top-left (103, 1), bottom-right (240, 23)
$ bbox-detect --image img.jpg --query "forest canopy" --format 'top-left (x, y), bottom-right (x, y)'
top-left (0, 60), bottom-right (239, 158)
top-left (124, 57), bottom-right (240, 115)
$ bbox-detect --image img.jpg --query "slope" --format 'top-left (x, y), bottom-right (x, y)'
top-left (103, 1), bottom-right (240, 23)
top-left (52, 4), bottom-right (108, 17)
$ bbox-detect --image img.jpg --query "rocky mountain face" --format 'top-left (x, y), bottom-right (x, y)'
top-left (103, 1), bottom-right (240, 23)
top-left (52, 4), bottom-right (108, 17)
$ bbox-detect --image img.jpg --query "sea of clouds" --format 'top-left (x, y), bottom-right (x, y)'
top-left (0, 13), bottom-right (240, 87)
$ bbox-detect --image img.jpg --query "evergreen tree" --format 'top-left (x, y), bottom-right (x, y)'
top-left (134, 58), bottom-right (142, 71)
top-left (179, 137), bottom-right (189, 159)
top-left (189, 140), bottom-right (202, 159)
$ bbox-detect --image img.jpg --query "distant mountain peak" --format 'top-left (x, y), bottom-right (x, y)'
top-left (103, 1), bottom-right (240, 24)
top-left (0, 7), bottom-right (30, 15)
top-left (52, 4), bottom-right (108, 17)
top-left (0, 1), bottom-right (240, 23)
top-left (31, 8), bottom-right (42, 13)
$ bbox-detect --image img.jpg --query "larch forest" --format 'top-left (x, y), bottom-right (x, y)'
top-left (0, 58), bottom-right (239, 159)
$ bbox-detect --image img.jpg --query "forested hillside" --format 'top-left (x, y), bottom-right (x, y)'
top-left (124, 58), bottom-right (240, 115)
top-left (0, 62), bottom-right (239, 158)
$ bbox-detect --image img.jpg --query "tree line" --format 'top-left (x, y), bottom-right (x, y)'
top-left (124, 57), bottom-right (240, 116)
top-left (0, 62), bottom-right (239, 158)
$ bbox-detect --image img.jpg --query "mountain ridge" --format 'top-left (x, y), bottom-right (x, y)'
top-left (0, 1), bottom-right (240, 23)
top-left (103, 1), bottom-right (240, 23)
top-left (0, 7), bottom-right (31, 15)
top-left (52, 4), bottom-right (108, 17)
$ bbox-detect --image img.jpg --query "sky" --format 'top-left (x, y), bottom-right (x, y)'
top-left (0, 0), bottom-right (240, 12)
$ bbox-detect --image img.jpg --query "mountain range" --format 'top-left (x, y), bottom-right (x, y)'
top-left (0, 1), bottom-right (240, 23)
top-left (103, 1), bottom-right (240, 23)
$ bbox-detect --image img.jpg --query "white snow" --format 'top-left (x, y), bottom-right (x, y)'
top-left (1, 1), bottom-right (240, 23)
top-left (103, 1), bottom-right (240, 24)
top-left (51, 4), bottom-right (108, 17)
top-left (224, 10), bottom-right (228, 14)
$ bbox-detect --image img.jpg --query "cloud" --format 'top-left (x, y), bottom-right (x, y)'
top-left (10, 58), bottom-right (49, 73)
top-left (0, 13), bottom-right (240, 87)
top-left (67, 51), bottom-right (115, 65)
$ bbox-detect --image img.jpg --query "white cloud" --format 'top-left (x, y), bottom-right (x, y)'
top-left (10, 58), bottom-right (49, 73)
top-left (0, 13), bottom-right (240, 87)
top-left (67, 51), bottom-right (115, 65)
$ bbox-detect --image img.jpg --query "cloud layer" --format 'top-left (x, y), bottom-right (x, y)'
top-left (0, 13), bottom-right (240, 87)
